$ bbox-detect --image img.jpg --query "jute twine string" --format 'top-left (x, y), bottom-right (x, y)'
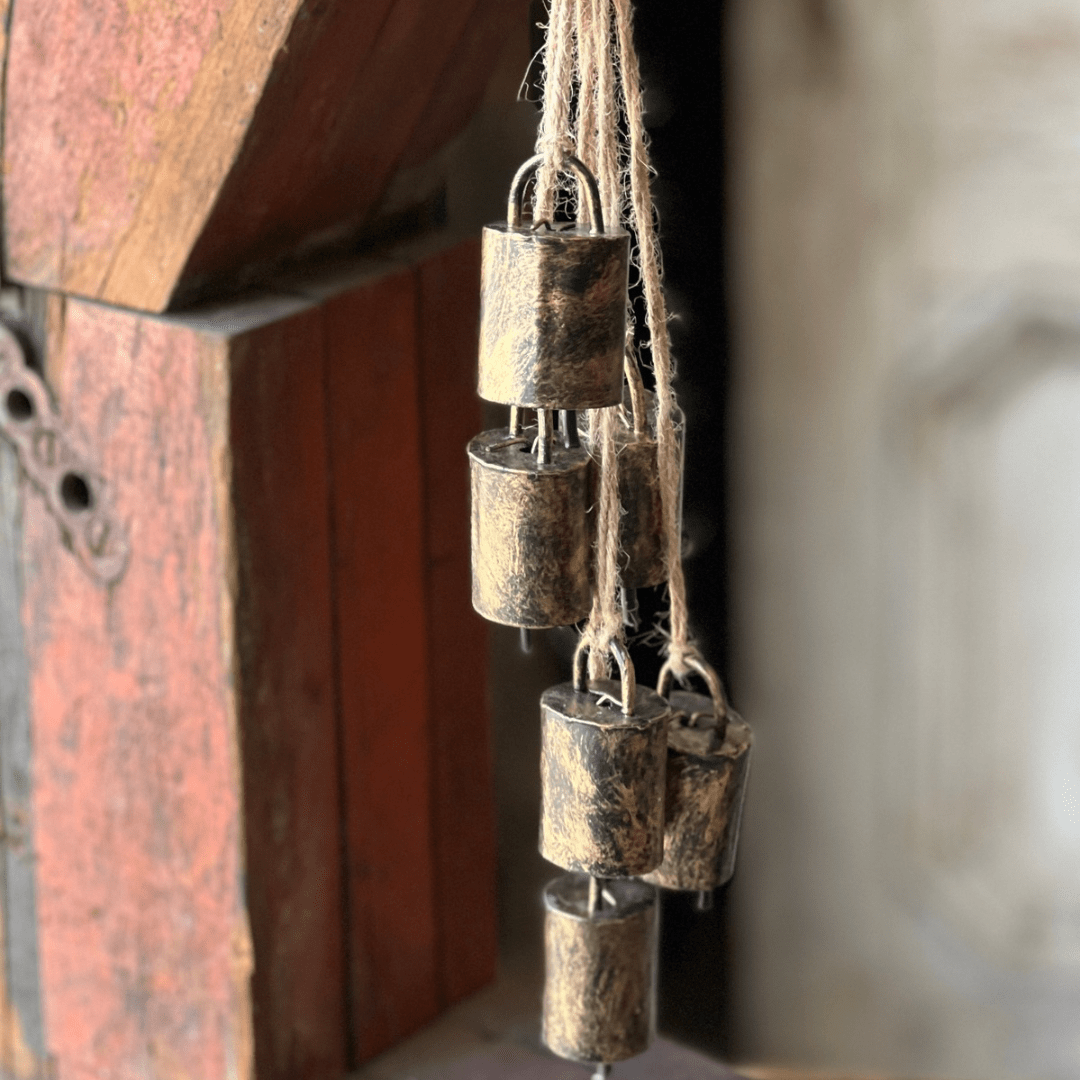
top-left (577, 0), bottom-right (626, 679)
top-left (533, 0), bottom-right (695, 679)
top-left (611, 0), bottom-right (694, 675)
top-left (534, 0), bottom-right (576, 223)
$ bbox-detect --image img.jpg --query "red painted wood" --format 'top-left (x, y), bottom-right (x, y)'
top-left (398, 0), bottom-right (530, 172)
top-left (18, 243), bottom-right (497, 1078)
top-left (3, 0), bottom-right (525, 312)
top-left (229, 310), bottom-right (348, 1080)
top-left (182, 0), bottom-right (497, 303)
top-left (416, 242), bottom-right (498, 1006)
top-left (323, 272), bottom-right (441, 1063)
top-left (22, 299), bottom-right (251, 1080)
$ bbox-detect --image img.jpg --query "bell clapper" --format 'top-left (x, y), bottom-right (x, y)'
top-left (587, 875), bottom-right (603, 916)
top-left (560, 409), bottom-right (580, 449)
top-left (537, 409), bottom-right (554, 466)
top-left (695, 890), bottom-right (714, 913)
top-left (520, 628), bottom-right (533, 654)
top-left (592, 1065), bottom-right (612, 1080)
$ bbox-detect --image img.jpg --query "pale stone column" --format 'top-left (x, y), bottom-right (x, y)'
top-left (730, 3), bottom-right (1080, 1076)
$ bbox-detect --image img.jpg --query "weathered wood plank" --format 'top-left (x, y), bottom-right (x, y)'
top-left (23, 297), bottom-right (252, 1080)
top-left (229, 309), bottom-right (348, 1080)
top-left (324, 272), bottom-right (442, 1062)
top-left (0, 443), bottom-right (47, 1080)
top-left (16, 242), bottom-right (497, 1077)
top-left (3, 0), bottom-right (524, 313)
top-left (415, 242), bottom-right (497, 1006)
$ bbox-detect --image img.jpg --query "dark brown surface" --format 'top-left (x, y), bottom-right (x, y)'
top-left (232, 307), bottom-right (349, 1080)
top-left (416, 243), bottom-right (498, 1009)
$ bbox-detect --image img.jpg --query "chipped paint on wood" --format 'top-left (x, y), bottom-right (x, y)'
top-left (0, 443), bottom-right (47, 1079)
top-left (4, 0), bottom-right (530, 312)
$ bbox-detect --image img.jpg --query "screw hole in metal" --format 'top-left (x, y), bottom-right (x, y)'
top-left (5, 388), bottom-right (33, 421)
top-left (60, 472), bottom-right (93, 513)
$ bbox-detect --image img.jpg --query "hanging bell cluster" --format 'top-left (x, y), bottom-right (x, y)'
top-left (466, 154), bottom-right (753, 1076)
top-left (469, 153), bottom-right (629, 629)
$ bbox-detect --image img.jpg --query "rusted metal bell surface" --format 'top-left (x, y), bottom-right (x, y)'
top-left (469, 425), bottom-right (593, 628)
top-left (478, 154), bottom-right (630, 410)
top-left (542, 873), bottom-right (658, 1065)
top-left (540, 643), bottom-right (669, 877)
top-left (644, 661), bottom-right (753, 893)
top-left (582, 383), bottom-right (683, 589)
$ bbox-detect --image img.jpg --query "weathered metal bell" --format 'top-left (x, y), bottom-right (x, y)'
top-left (539, 641), bottom-right (669, 877)
top-left (478, 154), bottom-right (630, 410)
top-left (583, 364), bottom-right (684, 590)
top-left (468, 411), bottom-right (593, 628)
top-left (643, 656), bottom-right (753, 894)
top-left (542, 873), bottom-right (658, 1067)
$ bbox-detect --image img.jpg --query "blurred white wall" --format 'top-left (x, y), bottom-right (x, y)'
top-left (729, 3), bottom-right (1080, 1077)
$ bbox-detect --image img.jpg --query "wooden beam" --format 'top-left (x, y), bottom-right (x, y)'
top-left (16, 241), bottom-right (494, 1078)
top-left (3, 0), bottom-right (529, 313)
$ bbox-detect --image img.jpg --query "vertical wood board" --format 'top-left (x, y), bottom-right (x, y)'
top-left (229, 310), bottom-right (348, 1080)
top-left (415, 242), bottom-right (497, 1006)
top-left (324, 272), bottom-right (441, 1063)
top-left (22, 298), bottom-right (252, 1080)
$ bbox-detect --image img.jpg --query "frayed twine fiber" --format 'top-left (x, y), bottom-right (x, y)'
top-left (533, 0), bottom-right (696, 679)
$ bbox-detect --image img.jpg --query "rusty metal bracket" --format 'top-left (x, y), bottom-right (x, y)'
top-left (0, 320), bottom-right (127, 585)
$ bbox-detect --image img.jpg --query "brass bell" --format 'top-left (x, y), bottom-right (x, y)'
top-left (542, 873), bottom-right (658, 1068)
top-left (644, 655), bottom-right (753, 894)
top-left (478, 154), bottom-right (630, 410)
top-left (468, 410), bottom-right (593, 628)
top-left (539, 641), bottom-right (669, 877)
top-left (583, 359), bottom-right (684, 590)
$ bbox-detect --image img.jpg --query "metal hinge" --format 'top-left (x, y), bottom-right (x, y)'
top-left (0, 317), bottom-right (127, 585)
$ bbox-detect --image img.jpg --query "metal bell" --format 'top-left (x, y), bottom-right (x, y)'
top-left (583, 361), bottom-right (684, 590)
top-left (468, 410), bottom-right (593, 628)
top-left (542, 873), bottom-right (658, 1067)
top-left (539, 641), bottom-right (669, 877)
top-left (478, 154), bottom-right (630, 410)
top-left (643, 656), bottom-right (753, 894)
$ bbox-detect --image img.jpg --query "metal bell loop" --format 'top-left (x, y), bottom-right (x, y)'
top-left (573, 638), bottom-right (635, 715)
top-left (507, 153), bottom-right (606, 233)
top-left (657, 652), bottom-right (729, 742)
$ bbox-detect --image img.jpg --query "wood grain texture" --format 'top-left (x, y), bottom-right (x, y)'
top-left (415, 243), bottom-right (496, 1007)
top-left (17, 243), bottom-right (497, 1077)
top-left (229, 310), bottom-right (348, 1080)
top-left (22, 297), bottom-right (252, 1080)
top-left (324, 272), bottom-right (440, 1061)
top-left (3, 0), bottom-right (528, 312)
